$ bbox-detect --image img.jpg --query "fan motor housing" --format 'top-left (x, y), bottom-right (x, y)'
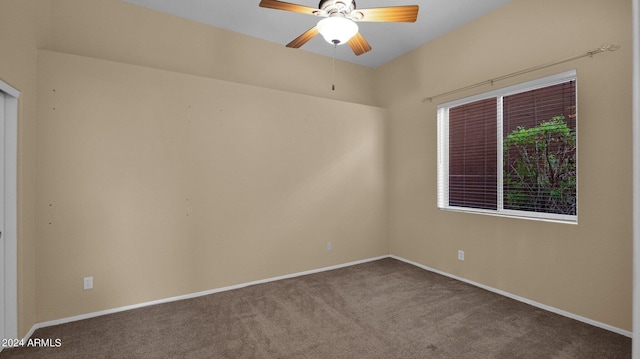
top-left (318, 0), bottom-right (356, 16)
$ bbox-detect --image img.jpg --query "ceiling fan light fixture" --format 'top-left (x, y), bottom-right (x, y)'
top-left (317, 16), bottom-right (358, 45)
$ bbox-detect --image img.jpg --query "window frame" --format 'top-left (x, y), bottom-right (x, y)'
top-left (437, 70), bottom-right (578, 224)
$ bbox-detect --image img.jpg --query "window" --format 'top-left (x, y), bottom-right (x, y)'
top-left (437, 70), bottom-right (577, 223)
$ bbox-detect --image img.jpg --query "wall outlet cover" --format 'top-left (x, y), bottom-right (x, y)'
top-left (84, 276), bottom-right (93, 290)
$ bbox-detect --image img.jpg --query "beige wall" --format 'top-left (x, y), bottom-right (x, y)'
top-left (48, 0), bottom-right (378, 107)
top-left (35, 50), bottom-right (387, 322)
top-left (0, 0), bottom-right (51, 338)
top-left (380, 0), bottom-right (633, 331)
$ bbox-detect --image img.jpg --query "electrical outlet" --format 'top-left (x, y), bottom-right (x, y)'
top-left (83, 276), bottom-right (93, 290)
top-left (327, 242), bottom-right (333, 251)
top-left (458, 250), bottom-right (465, 261)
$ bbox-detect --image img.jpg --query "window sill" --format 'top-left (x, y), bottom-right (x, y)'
top-left (438, 206), bottom-right (578, 225)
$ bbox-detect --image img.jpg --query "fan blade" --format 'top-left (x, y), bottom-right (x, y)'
top-left (348, 32), bottom-right (372, 56)
top-left (286, 26), bottom-right (319, 48)
top-left (259, 0), bottom-right (318, 15)
top-left (357, 5), bottom-right (419, 22)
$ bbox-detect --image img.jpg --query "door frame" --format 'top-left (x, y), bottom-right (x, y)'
top-left (633, 0), bottom-right (640, 357)
top-left (0, 79), bottom-right (18, 341)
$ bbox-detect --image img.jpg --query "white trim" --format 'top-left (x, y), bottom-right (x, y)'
top-left (436, 106), bottom-right (449, 209)
top-left (389, 255), bottom-right (632, 338)
top-left (21, 254), bottom-right (630, 343)
top-left (0, 80), bottom-right (18, 343)
top-left (0, 81), bottom-right (19, 99)
top-left (438, 206), bottom-right (578, 225)
top-left (632, 0), bottom-right (640, 357)
top-left (22, 256), bottom-right (389, 340)
top-left (496, 96), bottom-right (504, 211)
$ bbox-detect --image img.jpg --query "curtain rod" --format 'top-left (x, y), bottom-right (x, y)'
top-left (421, 44), bottom-right (620, 103)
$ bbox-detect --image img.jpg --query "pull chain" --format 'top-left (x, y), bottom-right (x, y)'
top-left (332, 41), bottom-right (337, 91)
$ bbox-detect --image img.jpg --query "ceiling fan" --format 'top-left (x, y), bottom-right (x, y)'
top-left (259, 0), bottom-right (419, 56)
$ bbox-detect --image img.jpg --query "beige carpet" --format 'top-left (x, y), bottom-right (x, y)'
top-left (0, 258), bottom-right (631, 358)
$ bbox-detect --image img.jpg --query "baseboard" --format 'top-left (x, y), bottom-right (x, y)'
top-left (22, 254), bottom-right (631, 341)
top-left (22, 255), bottom-right (389, 341)
top-left (389, 255), bottom-right (632, 338)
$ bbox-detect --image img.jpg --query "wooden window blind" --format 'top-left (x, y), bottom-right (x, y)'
top-left (437, 70), bottom-right (577, 223)
top-left (448, 98), bottom-right (497, 210)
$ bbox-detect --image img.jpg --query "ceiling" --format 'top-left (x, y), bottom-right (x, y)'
top-left (122, 0), bottom-right (512, 68)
